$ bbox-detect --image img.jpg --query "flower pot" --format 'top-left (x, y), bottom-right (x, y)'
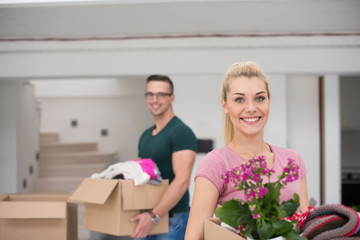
top-left (247, 236), bottom-right (285, 240)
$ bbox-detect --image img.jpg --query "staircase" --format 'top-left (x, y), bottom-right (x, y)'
top-left (35, 133), bottom-right (116, 192)
top-left (34, 132), bottom-right (117, 240)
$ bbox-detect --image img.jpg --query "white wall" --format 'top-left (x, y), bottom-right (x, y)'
top-left (264, 75), bottom-right (287, 147)
top-left (32, 78), bottom-right (146, 98)
top-left (172, 74), bottom-right (223, 148)
top-left (286, 76), bottom-right (321, 206)
top-left (0, 81), bottom-right (18, 193)
top-left (1, 37), bottom-right (360, 79)
top-left (0, 80), bottom-right (39, 193)
top-left (323, 76), bottom-right (341, 204)
top-left (17, 81), bottom-right (39, 192)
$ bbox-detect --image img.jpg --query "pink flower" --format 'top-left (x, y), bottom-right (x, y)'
top-left (245, 193), bottom-right (253, 202)
top-left (249, 204), bottom-right (256, 211)
top-left (250, 190), bottom-right (257, 198)
top-left (253, 173), bottom-right (260, 183)
top-left (218, 155), bottom-right (302, 238)
top-left (285, 175), bottom-right (293, 182)
top-left (242, 172), bottom-right (249, 181)
top-left (288, 158), bottom-right (295, 165)
top-left (222, 155), bottom-right (301, 203)
top-left (259, 186), bottom-right (268, 198)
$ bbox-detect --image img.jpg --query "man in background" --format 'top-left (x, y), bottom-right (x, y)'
top-left (130, 74), bottom-right (197, 240)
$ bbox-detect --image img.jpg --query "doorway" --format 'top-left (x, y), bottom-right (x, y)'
top-left (340, 76), bottom-right (360, 208)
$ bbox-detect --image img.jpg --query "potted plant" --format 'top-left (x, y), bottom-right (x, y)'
top-left (215, 156), bottom-right (306, 240)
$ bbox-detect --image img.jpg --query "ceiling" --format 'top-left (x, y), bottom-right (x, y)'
top-left (0, 0), bottom-right (360, 41)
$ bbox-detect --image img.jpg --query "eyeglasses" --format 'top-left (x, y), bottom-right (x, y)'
top-left (145, 92), bottom-right (172, 99)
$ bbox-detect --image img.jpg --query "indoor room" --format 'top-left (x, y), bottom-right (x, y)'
top-left (0, 1), bottom-right (359, 240)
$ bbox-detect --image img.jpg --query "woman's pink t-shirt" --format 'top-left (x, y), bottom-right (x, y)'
top-left (195, 145), bottom-right (307, 206)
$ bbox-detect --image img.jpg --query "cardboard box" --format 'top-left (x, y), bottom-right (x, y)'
top-left (70, 178), bottom-right (169, 236)
top-left (204, 218), bottom-right (246, 240)
top-left (0, 192), bottom-right (77, 240)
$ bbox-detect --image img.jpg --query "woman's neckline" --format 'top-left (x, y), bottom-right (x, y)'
top-left (225, 144), bottom-right (275, 169)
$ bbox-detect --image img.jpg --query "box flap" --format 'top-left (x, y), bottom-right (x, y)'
top-left (7, 193), bottom-right (70, 202)
top-left (70, 178), bottom-right (119, 205)
top-left (122, 179), bottom-right (169, 210)
top-left (204, 218), bottom-right (246, 240)
top-left (0, 202), bottom-right (66, 219)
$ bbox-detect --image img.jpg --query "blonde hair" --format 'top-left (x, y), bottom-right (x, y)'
top-left (221, 61), bottom-right (270, 145)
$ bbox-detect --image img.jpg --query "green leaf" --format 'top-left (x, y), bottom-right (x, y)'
top-left (257, 220), bottom-right (274, 240)
top-left (271, 219), bottom-right (293, 236)
top-left (293, 193), bottom-right (300, 202)
top-left (264, 183), bottom-right (277, 200)
top-left (279, 194), bottom-right (300, 217)
top-left (282, 229), bottom-right (307, 240)
top-left (263, 183), bottom-right (280, 211)
top-left (275, 205), bottom-right (288, 219)
top-left (245, 219), bottom-right (258, 239)
top-left (215, 199), bottom-right (252, 228)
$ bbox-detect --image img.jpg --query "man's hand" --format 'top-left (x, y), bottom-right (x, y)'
top-left (130, 212), bottom-right (154, 238)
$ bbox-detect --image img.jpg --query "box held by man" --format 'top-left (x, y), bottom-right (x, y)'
top-left (70, 178), bottom-right (169, 236)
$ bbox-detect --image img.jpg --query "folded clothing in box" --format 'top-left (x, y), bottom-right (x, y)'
top-left (90, 158), bottom-right (162, 186)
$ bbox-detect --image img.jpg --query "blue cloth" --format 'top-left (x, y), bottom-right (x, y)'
top-left (134, 211), bottom-right (189, 240)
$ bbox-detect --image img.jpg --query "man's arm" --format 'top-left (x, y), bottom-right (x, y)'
top-left (130, 149), bottom-right (196, 238)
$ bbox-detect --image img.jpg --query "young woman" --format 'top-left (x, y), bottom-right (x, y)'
top-left (185, 61), bottom-right (309, 239)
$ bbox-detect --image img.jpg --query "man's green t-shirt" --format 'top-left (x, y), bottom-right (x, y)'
top-left (138, 116), bottom-right (197, 215)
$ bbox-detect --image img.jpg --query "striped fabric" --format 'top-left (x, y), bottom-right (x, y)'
top-left (300, 204), bottom-right (360, 240)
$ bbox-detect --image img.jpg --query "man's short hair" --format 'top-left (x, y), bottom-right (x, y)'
top-left (146, 74), bottom-right (174, 94)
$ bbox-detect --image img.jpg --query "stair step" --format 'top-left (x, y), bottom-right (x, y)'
top-left (40, 142), bottom-right (98, 153)
top-left (33, 177), bottom-right (85, 193)
top-left (39, 132), bottom-right (60, 145)
top-left (39, 163), bottom-right (108, 178)
top-left (39, 151), bottom-right (117, 165)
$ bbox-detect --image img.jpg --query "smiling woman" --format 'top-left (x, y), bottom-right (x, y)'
top-left (221, 62), bottom-right (271, 146)
top-left (185, 61), bottom-right (310, 240)
top-left (222, 76), bottom-right (270, 148)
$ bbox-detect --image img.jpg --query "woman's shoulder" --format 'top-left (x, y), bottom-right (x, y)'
top-left (197, 146), bottom-right (237, 180)
top-left (205, 146), bottom-right (232, 158)
top-left (201, 146), bottom-right (242, 169)
top-left (271, 145), bottom-right (302, 159)
top-left (199, 146), bottom-right (231, 164)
